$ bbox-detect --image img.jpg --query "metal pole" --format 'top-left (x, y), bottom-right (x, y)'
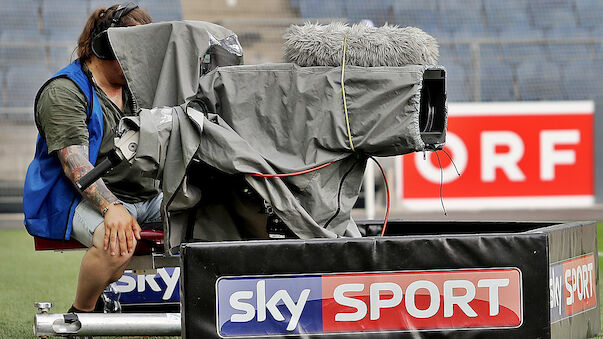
top-left (34, 313), bottom-right (181, 337)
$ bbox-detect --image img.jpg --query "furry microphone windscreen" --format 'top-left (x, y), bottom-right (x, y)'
top-left (283, 22), bottom-right (439, 67)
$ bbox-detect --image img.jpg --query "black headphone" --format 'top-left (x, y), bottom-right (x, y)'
top-left (90, 2), bottom-right (138, 60)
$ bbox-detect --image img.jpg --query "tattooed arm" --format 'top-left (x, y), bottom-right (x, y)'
top-left (58, 145), bottom-right (141, 255)
top-left (58, 145), bottom-right (118, 212)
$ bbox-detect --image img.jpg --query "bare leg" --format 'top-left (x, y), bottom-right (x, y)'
top-left (72, 223), bottom-right (135, 311)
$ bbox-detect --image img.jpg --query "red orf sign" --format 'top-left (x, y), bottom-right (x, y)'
top-left (398, 101), bottom-right (594, 210)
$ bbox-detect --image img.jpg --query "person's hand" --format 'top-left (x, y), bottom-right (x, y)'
top-left (103, 204), bottom-right (141, 256)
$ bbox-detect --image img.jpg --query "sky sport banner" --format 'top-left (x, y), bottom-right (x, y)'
top-left (397, 101), bottom-right (594, 210)
top-left (216, 268), bottom-right (522, 337)
top-left (549, 254), bottom-right (597, 324)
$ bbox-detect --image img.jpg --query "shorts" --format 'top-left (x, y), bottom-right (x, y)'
top-left (70, 193), bottom-right (163, 248)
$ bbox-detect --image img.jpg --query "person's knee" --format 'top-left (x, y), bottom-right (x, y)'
top-left (88, 244), bottom-right (134, 268)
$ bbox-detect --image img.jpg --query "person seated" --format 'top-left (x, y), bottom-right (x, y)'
top-left (23, 3), bottom-right (158, 312)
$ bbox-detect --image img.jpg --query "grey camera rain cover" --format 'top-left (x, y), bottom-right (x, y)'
top-left (108, 21), bottom-right (443, 253)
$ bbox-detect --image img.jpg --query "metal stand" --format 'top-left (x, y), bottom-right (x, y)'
top-left (34, 312), bottom-right (181, 337)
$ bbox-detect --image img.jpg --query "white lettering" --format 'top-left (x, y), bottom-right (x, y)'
top-left (252, 280), bottom-right (310, 331)
top-left (565, 269), bottom-right (574, 305)
top-left (137, 274), bottom-right (161, 293)
top-left (481, 131), bottom-right (526, 182)
top-left (477, 279), bottom-right (509, 316)
top-left (540, 130), bottom-right (579, 181)
top-left (576, 265), bottom-right (584, 300)
top-left (256, 280), bottom-right (267, 322)
top-left (405, 280), bottom-right (440, 318)
top-left (370, 282), bottom-right (403, 320)
top-left (443, 280), bottom-right (478, 317)
top-left (415, 132), bottom-right (467, 184)
top-left (588, 263), bottom-right (594, 297)
top-left (115, 274), bottom-right (136, 293)
top-left (334, 284), bottom-right (367, 322)
top-left (230, 291), bottom-right (255, 322)
top-left (158, 268), bottom-right (180, 300)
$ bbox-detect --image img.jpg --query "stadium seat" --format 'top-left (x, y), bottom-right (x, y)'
top-left (480, 59), bottom-right (515, 101)
top-left (393, 1), bottom-right (440, 37)
top-left (438, 0), bottom-right (484, 38)
top-left (483, 0), bottom-right (531, 36)
top-left (89, 0), bottom-right (139, 11)
top-left (547, 43), bottom-right (594, 63)
top-left (49, 46), bottom-right (75, 73)
top-left (139, 0), bottom-right (183, 22)
top-left (298, 0), bottom-right (347, 19)
top-left (42, 0), bottom-right (89, 36)
top-left (346, 0), bottom-right (392, 26)
top-left (517, 59), bottom-right (564, 100)
top-left (0, 30), bottom-right (47, 67)
top-left (529, 0), bottom-right (577, 31)
top-left (562, 57), bottom-right (602, 100)
top-left (575, 0), bottom-right (603, 30)
top-left (0, 69), bottom-right (4, 106)
top-left (4, 65), bottom-right (53, 108)
top-left (544, 24), bottom-right (592, 38)
top-left (499, 43), bottom-right (547, 68)
top-left (444, 61), bottom-right (470, 102)
top-left (0, 0), bottom-right (40, 32)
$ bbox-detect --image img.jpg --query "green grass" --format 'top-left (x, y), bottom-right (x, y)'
top-left (0, 229), bottom-right (178, 339)
top-left (1, 225), bottom-right (602, 338)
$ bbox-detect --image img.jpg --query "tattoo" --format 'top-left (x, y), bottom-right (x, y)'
top-left (58, 145), bottom-right (119, 213)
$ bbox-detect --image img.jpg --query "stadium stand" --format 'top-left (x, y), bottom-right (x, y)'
top-left (346, 0), bottom-right (391, 26)
top-left (563, 57), bottom-right (602, 100)
top-left (0, 0), bottom-right (39, 32)
top-left (0, 0), bottom-right (183, 111)
top-left (299, 0), bottom-right (347, 20)
top-left (439, 0), bottom-right (484, 39)
top-left (0, 30), bottom-right (47, 67)
top-left (4, 65), bottom-right (52, 108)
top-left (480, 59), bottom-right (515, 102)
top-left (517, 59), bottom-right (564, 101)
top-left (42, 0), bottom-right (89, 37)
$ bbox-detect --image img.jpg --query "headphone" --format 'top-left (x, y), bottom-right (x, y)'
top-left (90, 2), bottom-right (139, 60)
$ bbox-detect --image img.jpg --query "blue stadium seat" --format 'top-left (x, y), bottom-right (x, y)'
top-left (517, 59), bottom-right (564, 100)
top-left (575, 0), bottom-right (603, 30)
top-left (562, 58), bottom-right (602, 100)
top-left (0, 68), bottom-right (4, 106)
top-left (547, 43), bottom-right (594, 63)
top-left (438, 0), bottom-right (484, 38)
top-left (499, 43), bottom-right (547, 68)
top-left (89, 0), bottom-right (140, 11)
top-left (480, 59), bottom-right (515, 101)
top-left (0, 30), bottom-right (47, 68)
top-left (346, 0), bottom-right (392, 26)
top-left (480, 44), bottom-right (501, 61)
top-left (298, 0), bottom-right (347, 19)
top-left (544, 24), bottom-right (591, 38)
top-left (483, 0), bottom-right (531, 36)
top-left (0, 0), bottom-right (40, 32)
top-left (42, 0), bottom-right (89, 36)
top-left (4, 65), bottom-right (53, 108)
top-left (49, 45), bottom-right (74, 72)
top-left (139, 0), bottom-right (182, 22)
top-left (393, 1), bottom-right (440, 37)
top-left (444, 61), bottom-right (470, 102)
top-left (529, 0), bottom-right (577, 31)
top-left (438, 44), bottom-right (455, 63)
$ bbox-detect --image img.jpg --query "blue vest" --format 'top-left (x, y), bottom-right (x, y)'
top-left (23, 60), bottom-right (104, 240)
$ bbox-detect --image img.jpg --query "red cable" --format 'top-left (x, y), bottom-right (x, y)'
top-left (250, 162), bottom-right (334, 177)
top-left (250, 157), bottom-right (390, 236)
